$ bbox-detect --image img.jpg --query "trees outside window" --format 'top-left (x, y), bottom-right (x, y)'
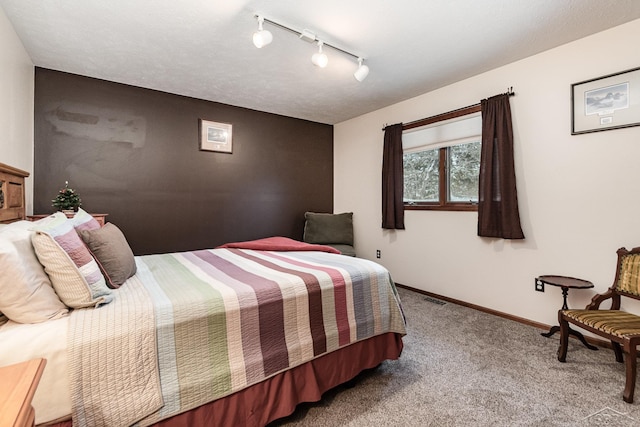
top-left (448, 141), bottom-right (480, 203)
top-left (403, 149), bottom-right (439, 203)
top-left (404, 141), bottom-right (480, 211)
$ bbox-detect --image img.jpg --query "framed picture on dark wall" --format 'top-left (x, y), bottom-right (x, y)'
top-left (199, 119), bottom-right (233, 153)
top-left (571, 66), bottom-right (640, 135)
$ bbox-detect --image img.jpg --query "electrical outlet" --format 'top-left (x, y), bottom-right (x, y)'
top-left (376, 249), bottom-right (381, 259)
top-left (534, 278), bottom-right (544, 292)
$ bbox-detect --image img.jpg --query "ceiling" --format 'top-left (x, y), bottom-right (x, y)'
top-left (2, 1), bottom-right (640, 125)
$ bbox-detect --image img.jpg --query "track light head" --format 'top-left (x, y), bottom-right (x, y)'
top-left (354, 58), bottom-right (369, 82)
top-left (311, 41), bottom-right (328, 68)
top-left (253, 16), bottom-right (273, 48)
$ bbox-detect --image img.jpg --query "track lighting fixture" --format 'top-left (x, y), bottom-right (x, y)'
top-left (252, 14), bottom-right (369, 81)
top-left (353, 58), bottom-right (369, 82)
top-left (252, 16), bottom-right (273, 48)
top-left (311, 41), bottom-right (328, 68)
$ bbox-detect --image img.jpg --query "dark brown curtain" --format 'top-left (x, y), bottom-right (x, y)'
top-left (382, 123), bottom-right (405, 229)
top-left (478, 94), bottom-right (524, 239)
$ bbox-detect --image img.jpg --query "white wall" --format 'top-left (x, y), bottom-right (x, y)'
top-left (335, 19), bottom-right (640, 327)
top-left (0, 6), bottom-right (34, 213)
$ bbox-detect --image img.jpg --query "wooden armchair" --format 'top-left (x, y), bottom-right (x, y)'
top-left (557, 247), bottom-right (640, 403)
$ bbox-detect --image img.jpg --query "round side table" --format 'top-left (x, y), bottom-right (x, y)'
top-left (536, 275), bottom-right (598, 351)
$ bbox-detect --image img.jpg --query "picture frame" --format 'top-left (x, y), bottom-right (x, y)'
top-left (571, 66), bottom-right (640, 135)
top-left (199, 119), bottom-right (233, 153)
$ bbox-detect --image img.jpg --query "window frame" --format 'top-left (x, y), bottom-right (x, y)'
top-left (404, 145), bottom-right (479, 211)
top-left (402, 104), bottom-right (481, 212)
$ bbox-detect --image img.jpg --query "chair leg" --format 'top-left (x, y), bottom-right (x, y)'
top-left (557, 313), bottom-right (569, 362)
top-left (623, 344), bottom-right (637, 403)
top-left (612, 342), bottom-right (624, 363)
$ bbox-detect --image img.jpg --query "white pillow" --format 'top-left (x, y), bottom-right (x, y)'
top-left (0, 223), bottom-right (8, 324)
top-left (0, 223), bottom-right (8, 323)
top-left (0, 221), bottom-right (69, 323)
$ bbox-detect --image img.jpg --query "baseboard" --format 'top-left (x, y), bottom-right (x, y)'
top-left (395, 283), bottom-right (613, 350)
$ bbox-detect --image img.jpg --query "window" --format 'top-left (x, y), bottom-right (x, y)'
top-left (402, 109), bottom-right (481, 211)
top-left (448, 141), bottom-right (481, 202)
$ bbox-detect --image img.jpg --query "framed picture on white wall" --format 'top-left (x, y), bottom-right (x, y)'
top-left (571, 66), bottom-right (640, 135)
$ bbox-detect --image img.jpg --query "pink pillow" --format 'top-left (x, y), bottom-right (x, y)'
top-left (72, 208), bottom-right (101, 231)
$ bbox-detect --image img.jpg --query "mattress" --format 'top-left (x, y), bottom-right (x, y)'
top-left (0, 316), bottom-right (70, 424)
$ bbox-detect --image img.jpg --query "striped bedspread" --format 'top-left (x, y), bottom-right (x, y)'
top-left (69, 248), bottom-right (406, 426)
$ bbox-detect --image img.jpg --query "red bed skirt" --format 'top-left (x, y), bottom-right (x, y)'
top-left (44, 332), bottom-right (403, 427)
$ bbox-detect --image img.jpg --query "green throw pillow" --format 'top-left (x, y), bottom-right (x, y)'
top-left (303, 212), bottom-right (353, 246)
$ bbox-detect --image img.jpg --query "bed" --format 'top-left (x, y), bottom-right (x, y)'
top-left (0, 164), bottom-right (406, 427)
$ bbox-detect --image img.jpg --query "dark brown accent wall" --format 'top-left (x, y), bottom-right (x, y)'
top-left (34, 68), bottom-right (333, 255)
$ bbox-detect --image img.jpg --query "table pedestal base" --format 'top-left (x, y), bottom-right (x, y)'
top-left (541, 326), bottom-right (598, 350)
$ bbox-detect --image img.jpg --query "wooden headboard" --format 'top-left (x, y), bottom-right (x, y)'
top-left (0, 162), bottom-right (29, 224)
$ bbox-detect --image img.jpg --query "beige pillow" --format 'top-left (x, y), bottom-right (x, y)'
top-left (0, 221), bottom-right (69, 323)
top-left (31, 213), bottom-right (113, 309)
top-left (79, 223), bottom-right (137, 288)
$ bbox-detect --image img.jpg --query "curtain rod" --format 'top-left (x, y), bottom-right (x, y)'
top-left (382, 87), bottom-right (515, 131)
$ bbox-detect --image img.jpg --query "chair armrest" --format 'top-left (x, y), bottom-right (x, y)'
top-left (585, 288), bottom-right (620, 310)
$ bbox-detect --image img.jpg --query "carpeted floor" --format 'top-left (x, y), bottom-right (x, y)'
top-left (269, 287), bottom-right (640, 426)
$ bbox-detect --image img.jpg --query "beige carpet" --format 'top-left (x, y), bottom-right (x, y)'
top-left (270, 287), bottom-right (640, 426)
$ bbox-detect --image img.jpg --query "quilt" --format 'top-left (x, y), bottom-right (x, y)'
top-left (69, 247), bottom-right (406, 426)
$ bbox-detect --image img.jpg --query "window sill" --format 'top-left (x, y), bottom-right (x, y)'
top-left (404, 204), bottom-right (478, 212)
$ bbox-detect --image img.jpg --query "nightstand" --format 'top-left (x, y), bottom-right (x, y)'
top-left (27, 213), bottom-right (108, 226)
top-left (0, 358), bottom-right (46, 427)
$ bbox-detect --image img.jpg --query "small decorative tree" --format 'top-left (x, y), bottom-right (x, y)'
top-left (52, 181), bottom-right (82, 212)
